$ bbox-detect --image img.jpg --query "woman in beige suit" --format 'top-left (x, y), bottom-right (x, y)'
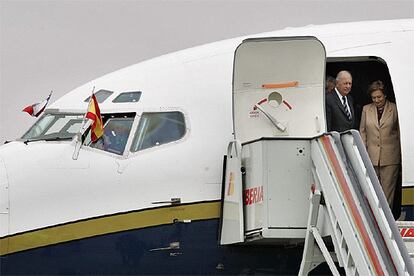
top-left (360, 80), bottom-right (401, 208)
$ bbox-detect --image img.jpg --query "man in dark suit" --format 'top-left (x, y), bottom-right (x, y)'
top-left (326, 70), bottom-right (356, 132)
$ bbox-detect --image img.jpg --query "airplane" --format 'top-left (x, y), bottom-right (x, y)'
top-left (0, 18), bottom-right (413, 275)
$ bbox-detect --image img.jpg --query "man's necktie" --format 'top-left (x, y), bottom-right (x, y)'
top-left (342, 96), bottom-right (352, 121)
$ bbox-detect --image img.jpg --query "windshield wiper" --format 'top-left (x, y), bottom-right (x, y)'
top-left (23, 137), bottom-right (73, 145)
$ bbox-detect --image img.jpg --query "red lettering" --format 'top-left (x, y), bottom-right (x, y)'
top-left (244, 190), bottom-right (249, 205)
top-left (249, 188), bottom-right (254, 205)
top-left (258, 186), bottom-right (263, 202)
top-left (243, 186), bottom-right (264, 205)
top-left (252, 188), bottom-right (257, 204)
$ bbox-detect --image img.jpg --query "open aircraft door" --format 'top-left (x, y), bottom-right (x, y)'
top-left (233, 37), bottom-right (326, 141)
top-left (221, 37), bottom-right (326, 245)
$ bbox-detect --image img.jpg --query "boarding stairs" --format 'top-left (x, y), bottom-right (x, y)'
top-left (299, 130), bottom-right (414, 275)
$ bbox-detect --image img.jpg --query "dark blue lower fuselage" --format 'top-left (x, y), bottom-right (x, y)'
top-left (1, 219), bottom-right (336, 275)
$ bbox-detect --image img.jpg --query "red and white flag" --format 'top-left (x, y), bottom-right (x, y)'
top-left (22, 92), bottom-right (52, 117)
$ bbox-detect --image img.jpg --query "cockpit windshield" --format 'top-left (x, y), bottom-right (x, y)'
top-left (20, 111), bottom-right (186, 155)
top-left (21, 113), bottom-right (84, 141)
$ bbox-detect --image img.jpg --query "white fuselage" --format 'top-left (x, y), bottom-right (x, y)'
top-left (0, 18), bottom-right (413, 247)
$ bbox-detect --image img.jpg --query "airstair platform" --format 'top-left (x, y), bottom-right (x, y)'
top-left (220, 131), bottom-right (414, 275)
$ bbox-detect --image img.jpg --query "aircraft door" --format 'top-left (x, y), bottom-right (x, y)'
top-left (233, 37), bottom-right (326, 142)
top-left (220, 37), bottom-right (326, 245)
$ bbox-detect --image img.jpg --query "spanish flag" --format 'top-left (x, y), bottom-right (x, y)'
top-left (86, 93), bottom-right (104, 142)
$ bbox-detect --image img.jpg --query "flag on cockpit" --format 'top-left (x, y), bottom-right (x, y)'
top-left (86, 93), bottom-right (104, 142)
top-left (22, 92), bottom-right (52, 117)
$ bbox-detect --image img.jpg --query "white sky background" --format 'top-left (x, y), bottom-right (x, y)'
top-left (1, 0), bottom-right (413, 143)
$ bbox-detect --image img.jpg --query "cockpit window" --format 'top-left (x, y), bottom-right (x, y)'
top-left (84, 89), bottom-right (113, 103)
top-left (21, 113), bottom-right (84, 141)
top-left (112, 91), bottom-right (142, 103)
top-left (88, 117), bottom-right (134, 155)
top-left (131, 112), bottom-right (186, 152)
